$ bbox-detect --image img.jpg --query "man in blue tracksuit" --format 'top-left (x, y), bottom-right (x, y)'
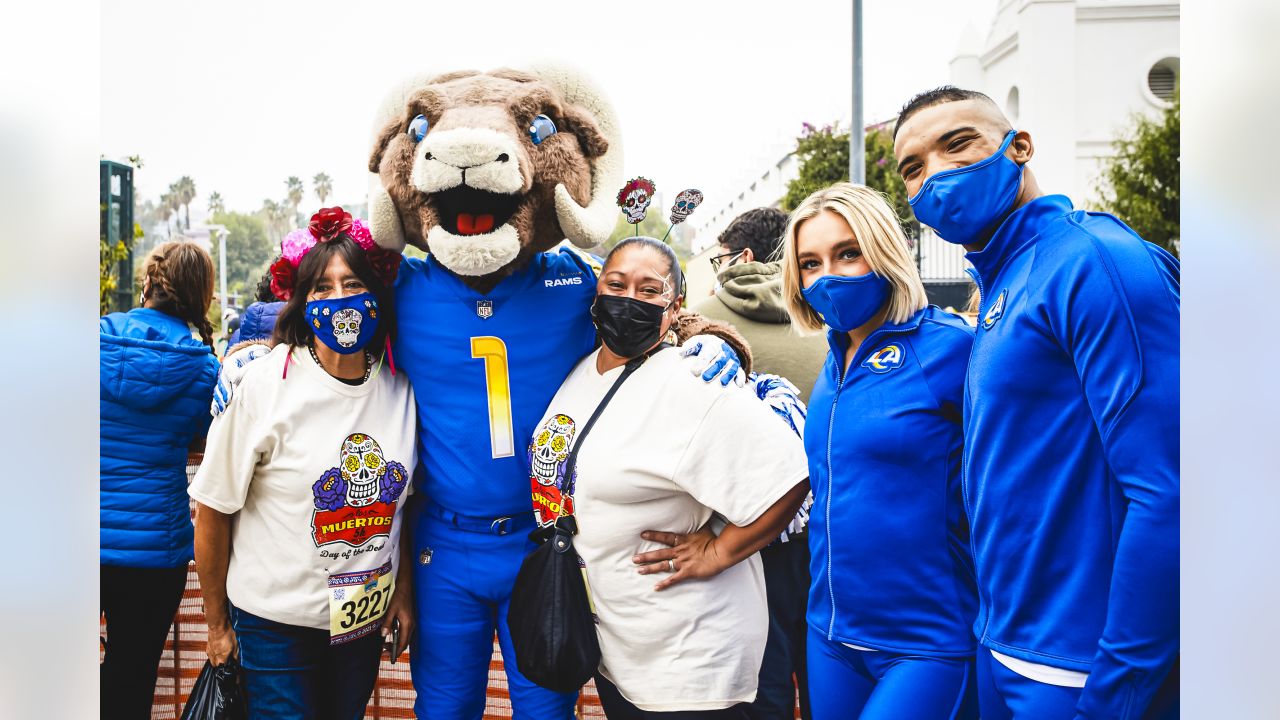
top-left (892, 87), bottom-right (1179, 719)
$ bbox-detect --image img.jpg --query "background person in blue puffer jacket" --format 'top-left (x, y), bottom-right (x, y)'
top-left (100, 240), bottom-right (220, 720)
top-left (226, 269), bottom-right (285, 349)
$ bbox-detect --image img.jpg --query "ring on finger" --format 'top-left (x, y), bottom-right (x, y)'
top-left (668, 558), bottom-right (676, 572)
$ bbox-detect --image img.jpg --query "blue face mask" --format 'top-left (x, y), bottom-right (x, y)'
top-left (306, 292), bottom-right (379, 355)
top-left (802, 272), bottom-right (891, 333)
top-left (908, 130), bottom-right (1023, 246)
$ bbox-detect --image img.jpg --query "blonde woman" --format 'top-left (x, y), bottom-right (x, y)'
top-left (781, 183), bottom-right (978, 719)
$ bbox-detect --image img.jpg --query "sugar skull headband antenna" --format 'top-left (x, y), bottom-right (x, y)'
top-left (615, 178), bottom-right (706, 243)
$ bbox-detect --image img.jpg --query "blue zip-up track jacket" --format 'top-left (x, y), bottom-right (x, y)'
top-left (964, 195), bottom-right (1179, 717)
top-left (805, 306), bottom-right (978, 656)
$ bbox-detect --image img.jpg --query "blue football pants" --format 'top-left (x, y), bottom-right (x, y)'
top-left (975, 650), bottom-right (1180, 720)
top-left (409, 508), bottom-right (578, 719)
top-left (807, 628), bottom-right (977, 720)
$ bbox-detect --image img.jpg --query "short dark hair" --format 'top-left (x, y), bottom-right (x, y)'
top-left (272, 236), bottom-right (396, 358)
top-left (718, 207), bottom-right (788, 263)
top-left (607, 236), bottom-right (685, 301)
top-left (893, 86), bottom-right (998, 140)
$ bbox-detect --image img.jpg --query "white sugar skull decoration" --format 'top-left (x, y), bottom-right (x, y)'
top-left (616, 177), bottom-right (657, 224)
top-left (332, 308), bottom-right (362, 348)
top-left (531, 414), bottom-right (577, 486)
top-left (669, 189), bottom-right (704, 225)
top-left (340, 433), bottom-right (386, 508)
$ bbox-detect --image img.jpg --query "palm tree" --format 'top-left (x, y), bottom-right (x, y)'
top-left (313, 172), bottom-right (333, 206)
top-left (285, 177), bottom-right (304, 227)
top-left (158, 192), bottom-right (177, 238)
top-left (208, 191), bottom-right (225, 217)
top-left (173, 176), bottom-right (197, 230)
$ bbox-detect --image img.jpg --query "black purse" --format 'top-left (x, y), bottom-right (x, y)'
top-left (507, 351), bottom-right (654, 693)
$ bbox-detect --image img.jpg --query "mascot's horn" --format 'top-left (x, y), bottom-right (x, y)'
top-left (532, 63), bottom-right (625, 250)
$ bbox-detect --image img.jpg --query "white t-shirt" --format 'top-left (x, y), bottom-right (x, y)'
top-left (530, 347), bottom-right (809, 712)
top-left (189, 345), bottom-right (417, 637)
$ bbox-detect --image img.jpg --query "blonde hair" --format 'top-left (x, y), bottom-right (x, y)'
top-left (781, 182), bottom-right (927, 333)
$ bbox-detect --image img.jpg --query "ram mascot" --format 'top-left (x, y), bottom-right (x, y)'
top-left (365, 66), bottom-right (752, 717)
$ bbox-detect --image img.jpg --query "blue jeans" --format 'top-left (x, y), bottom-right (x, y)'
top-left (230, 605), bottom-right (383, 720)
top-left (409, 504), bottom-right (578, 719)
top-left (807, 629), bottom-right (977, 720)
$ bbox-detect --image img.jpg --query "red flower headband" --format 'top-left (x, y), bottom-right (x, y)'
top-left (269, 207), bottom-right (400, 301)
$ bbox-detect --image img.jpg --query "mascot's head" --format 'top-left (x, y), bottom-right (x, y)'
top-left (367, 66), bottom-right (622, 288)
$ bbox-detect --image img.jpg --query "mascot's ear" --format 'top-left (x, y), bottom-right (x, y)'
top-left (368, 88), bottom-right (449, 173)
top-left (560, 105), bottom-right (609, 159)
top-left (368, 118), bottom-right (403, 173)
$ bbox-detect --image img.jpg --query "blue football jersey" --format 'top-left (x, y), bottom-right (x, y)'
top-left (393, 248), bottom-right (599, 517)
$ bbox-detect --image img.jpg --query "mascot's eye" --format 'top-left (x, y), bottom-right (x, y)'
top-left (528, 114), bottom-right (557, 145)
top-left (408, 114), bottom-right (430, 143)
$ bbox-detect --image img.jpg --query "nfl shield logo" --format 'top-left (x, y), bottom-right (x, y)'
top-left (476, 300), bottom-right (494, 319)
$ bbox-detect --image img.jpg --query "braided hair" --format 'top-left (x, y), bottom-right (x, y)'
top-left (141, 241), bottom-right (216, 351)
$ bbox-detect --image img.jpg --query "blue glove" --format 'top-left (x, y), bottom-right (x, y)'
top-left (211, 343), bottom-right (270, 417)
top-left (749, 372), bottom-right (807, 437)
top-left (678, 334), bottom-right (744, 387)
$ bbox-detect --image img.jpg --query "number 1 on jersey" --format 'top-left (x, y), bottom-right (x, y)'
top-left (470, 336), bottom-right (514, 458)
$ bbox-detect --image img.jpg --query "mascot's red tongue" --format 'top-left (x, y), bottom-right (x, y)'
top-left (456, 213), bottom-right (495, 235)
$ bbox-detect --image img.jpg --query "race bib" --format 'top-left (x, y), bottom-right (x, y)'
top-left (328, 561), bottom-right (395, 645)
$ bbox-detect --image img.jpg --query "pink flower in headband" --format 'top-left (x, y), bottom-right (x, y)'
top-left (347, 219), bottom-right (375, 251)
top-left (281, 229), bottom-right (316, 267)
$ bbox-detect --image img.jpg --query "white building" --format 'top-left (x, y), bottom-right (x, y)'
top-left (950, 0), bottom-right (1180, 207)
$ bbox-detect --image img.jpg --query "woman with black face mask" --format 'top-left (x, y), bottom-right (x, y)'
top-left (523, 236), bottom-right (811, 719)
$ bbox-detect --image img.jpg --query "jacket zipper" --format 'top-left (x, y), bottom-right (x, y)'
top-left (825, 328), bottom-right (888, 640)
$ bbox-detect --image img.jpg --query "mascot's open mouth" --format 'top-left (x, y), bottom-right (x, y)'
top-left (431, 186), bottom-right (522, 236)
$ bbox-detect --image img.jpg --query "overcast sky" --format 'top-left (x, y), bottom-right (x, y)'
top-left (101, 0), bottom-right (995, 227)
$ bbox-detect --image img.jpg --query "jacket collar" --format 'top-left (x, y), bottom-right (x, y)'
top-left (824, 305), bottom-right (928, 360)
top-left (965, 194), bottom-right (1074, 281)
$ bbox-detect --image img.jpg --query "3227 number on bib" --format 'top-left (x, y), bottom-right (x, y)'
top-left (328, 561), bottom-right (395, 645)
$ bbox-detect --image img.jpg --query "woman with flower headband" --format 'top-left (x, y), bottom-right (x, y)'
top-left (190, 207), bottom-right (417, 717)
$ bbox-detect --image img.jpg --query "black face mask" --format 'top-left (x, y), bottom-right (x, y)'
top-left (590, 294), bottom-right (669, 358)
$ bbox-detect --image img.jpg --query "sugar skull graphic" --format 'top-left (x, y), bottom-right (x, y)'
top-left (669, 189), bottom-right (704, 225)
top-left (528, 414), bottom-right (579, 526)
top-left (332, 308), bottom-right (362, 348)
top-left (616, 177), bottom-right (656, 224)
top-left (310, 431), bottom-right (410, 548)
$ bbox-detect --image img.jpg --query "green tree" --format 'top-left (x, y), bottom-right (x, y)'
top-left (604, 207), bottom-right (685, 257)
top-left (1097, 90), bottom-right (1179, 256)
top-left (285, 176), bottom-right (305, 227)
top-left (313, 172), bottom-right (333, 205)
top-left (259, 199), bottom-right (290, 243)
top-left (210, 211), bottom-right (275, 301)
top-left (100, 219), bottom-right (142, 315)
top-left (781, 122), bottom-right (916, 235)
top-left (173, 175), bottom-right (197, 230)
top-left (207, 191), bottom-right (225, 216)
top-left (158, 191), bottom-right (178, 238)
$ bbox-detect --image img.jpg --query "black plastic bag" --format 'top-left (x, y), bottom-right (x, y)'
top-left (507, 519), bottom-right (601, 694)
top-left (181, 657), bottom-right (247, 720)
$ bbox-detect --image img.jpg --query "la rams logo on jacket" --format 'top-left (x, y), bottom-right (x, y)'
top-left (982, 290), bottom-right (1008, 330)
top-left (863, 343), bottom-right (905, 374)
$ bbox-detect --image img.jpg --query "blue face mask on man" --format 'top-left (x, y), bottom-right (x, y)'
top-left (908, 129), bottom-right (1023, 246)
top-left (306, 292), bottom-right (379, 354)
top-left (802, 272), bottom-right (891, 333)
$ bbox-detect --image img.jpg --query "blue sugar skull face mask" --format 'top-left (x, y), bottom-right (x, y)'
top-left (306, 292), bottom-right (379, 354)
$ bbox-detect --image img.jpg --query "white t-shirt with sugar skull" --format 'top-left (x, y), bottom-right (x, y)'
top-left (529, 346), bottom-right (809, 711)
top-left (190, 344), bottom-right (417, 633)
